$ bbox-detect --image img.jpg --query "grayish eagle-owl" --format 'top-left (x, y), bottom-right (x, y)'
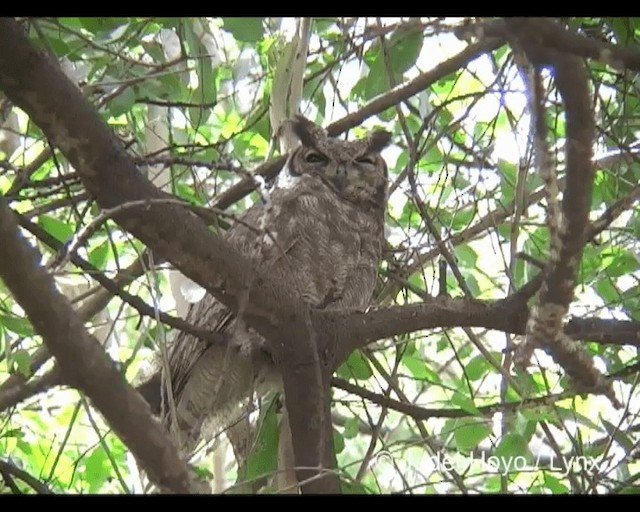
top-left (139, 115), bottom-right (391, 454)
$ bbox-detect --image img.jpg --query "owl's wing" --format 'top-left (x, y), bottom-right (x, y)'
top-left (161, 200), bottom-right (273, 449)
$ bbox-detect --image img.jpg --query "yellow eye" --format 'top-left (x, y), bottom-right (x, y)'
top-left (356, 156), bottom-right (375, 165)
top-left (305, 152), bottom-right (327, 164)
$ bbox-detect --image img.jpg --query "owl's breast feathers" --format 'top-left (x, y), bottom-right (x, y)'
top-left (260, 174), bottom-right (384, 309)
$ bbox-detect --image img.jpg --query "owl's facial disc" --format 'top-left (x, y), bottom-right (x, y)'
top-left (294, 146), bottom-right (349, 191)
top-left (287, 143), bottom-right (388, 208)
top-left (285, 116), bottom-right (391, 208)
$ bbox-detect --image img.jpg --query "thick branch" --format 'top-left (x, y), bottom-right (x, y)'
top-left (478, 17), bottom-right (640, 72)
top-left (516, 27), bottom-right (595, 308)
top-left (0, 368), bottom-right (61, 414)
top-left (0, 200), bottom-right (205, 494)
top-left (505, 17), bottom-right (619, 406)
top-left (0, 18), bottom-right (335, 493)
top-left (0, 19), bottom-right (300, 368)
top-left (327, 293), bottom-right (640, 362)
top-left (327, 296), bottom-right (522, 364)
top-left (565, 318), bottom-right (640, 346)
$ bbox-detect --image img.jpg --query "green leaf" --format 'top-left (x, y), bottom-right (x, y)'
top-left (47, 36), bottom-right (71, 58)
top-left (39, 215), bottom-right (74, 243)
top-left (222, 18), bottom-right (264, 43)
top-left (12, 349), bottom-right (32, 378)
top-left (604, 249), bottom-right (639, 277)
top-left (193, 465), bottom-right (214, 481)
top-left (0, 428), bottom-right (24, 440)
top-left (456, 245), bottom-right (478, 268)
top-left (452, 419), bottom-right (491, 451)
top-left (450, 208), bottom-right (474, 231)
top-left (108, 87), bottom-right (136, 118)
top-left (337, 350), bottom-right (373, 380)
top-left (363, 27), bottom-right (423, 100)
top-left (1, 314), bottom-right (33, 337)
top-left (520, 407), bottom-right (558, 424)
top-left (182, 22), bottom-right (216, 129)
top-left (58, 17), bottom-right (83, 29)
top-left (16, 439), bottom-right (33, 457)
top-left (341, 479), bottom-right (372, 494)
top-left (188, 65), bottom-right (217, 129)
top-left (451, 391), bottom-right (481, 416)
top-left (343, 417), bottom-right (360, 439)
top-left (158, 73), bottom-right (187, 100)
top-left (609, 18), bottom-right (633, 46)
top-left (78, 18), bottom-right (107, 33)
top-left (364, 55), bottom-right (388, 99)
top-left (597, 276), bottom-right (621, 304)
top-left (82, 447), bottom-right (109, 493)
top-left (140, 41), bottom-right (167, 67)
top-left (465, 354), bottom-right (493, 381)
top-left (514, 413), bottom-right (537, 444)
top-left (246, 103), bottom-right (271, 143)
top-left (461, 272), bottom-right (481, 296)
top-left (495, 432), bottom-right (530, 462)
top-left (498, 159), bottom-right (517, 204)
top-left (601, 417), bottom-right (635, 452)
top-left (388, 28), bottom-right (423, 75)
top-left (333, 428), bottom-right (345, 454)
top-left (543, 472), bottom-right (569, 494)
top-left (242, 403), bottom-right (279, 482)
top-left (402, 354), bottom-right (440, 382)
top-left (484, 475), bottom-right (502, 492)
top-left (89, 241), bottom-right (110, 270)
top-left (350, 76), bottom-right (367, 100)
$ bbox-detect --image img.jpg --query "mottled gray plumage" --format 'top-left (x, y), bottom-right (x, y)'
top-left (154, 116), bottom-right (391, 453)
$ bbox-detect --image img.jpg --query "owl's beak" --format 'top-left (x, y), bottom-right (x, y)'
top-left (333, 164), bottom-right (347, 191)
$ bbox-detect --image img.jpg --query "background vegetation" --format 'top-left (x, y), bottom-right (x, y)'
top-left (0, 17), bottom-right (639, 494)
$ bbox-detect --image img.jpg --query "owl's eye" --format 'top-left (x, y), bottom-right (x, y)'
top-left (356, 156), bottom-right (376, 165)
top-left (305, 152), bottom-right (327, 164)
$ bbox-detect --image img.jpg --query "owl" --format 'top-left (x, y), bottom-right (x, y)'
top-left (139, 115), bottom-right (391, 454)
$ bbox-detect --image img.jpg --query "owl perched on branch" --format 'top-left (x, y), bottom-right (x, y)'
top-left (139, 116), bottom-right (391, 454)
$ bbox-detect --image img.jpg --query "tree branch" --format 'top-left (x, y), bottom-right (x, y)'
top-left (0, 368), bottom-right (61, 414)
top-left (0, 458), bottom-right (53, 494)
top-left (476, 17), bottom-right (640, 73)
top-left (0, 18), bottom-right (336, 494)
top-left (325, 292), bottom-right (640, 363)
top-left (0, 199), bottom-right (206, 493)
top-left (328, 296), bottom-right (519, 364)
top-left (16, 213), bottom-right (228, 348)
top-left (505, 17), bottom-right (620, 407)
top-left (333, 377), bottom-right (574, 420)
top-left (325, 37), bottom-right (504, 136)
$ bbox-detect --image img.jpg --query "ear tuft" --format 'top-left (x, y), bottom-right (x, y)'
top-left (289, 115), bottom-right (325, 147)
top-left (367, 130), bottom-right (392, 153)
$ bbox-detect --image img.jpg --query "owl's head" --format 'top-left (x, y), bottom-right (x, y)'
top-left (282, 115), bottom-right (391, 209)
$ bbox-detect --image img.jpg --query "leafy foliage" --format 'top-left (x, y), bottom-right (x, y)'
top-left (1, 16), bottom-right (640, 494)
